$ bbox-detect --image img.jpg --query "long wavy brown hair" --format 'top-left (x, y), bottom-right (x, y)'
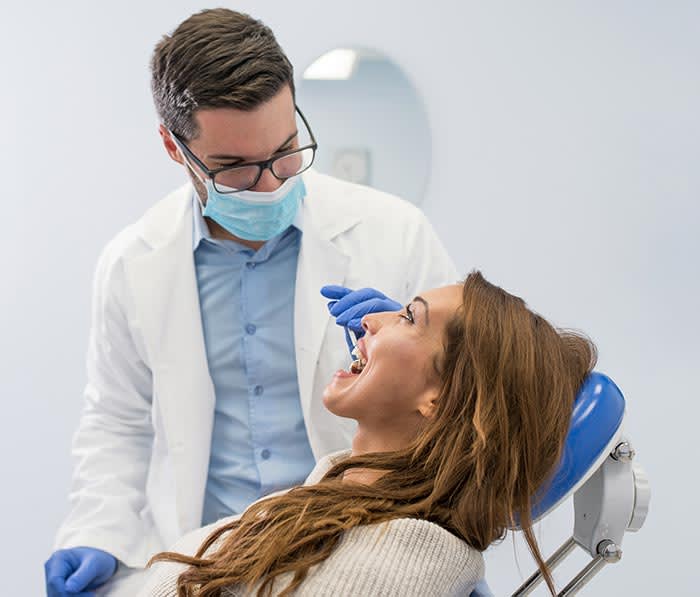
top-left (150, 271), bottom-right (597, 596)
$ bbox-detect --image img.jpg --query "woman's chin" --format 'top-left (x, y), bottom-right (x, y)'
top-left (322, 392), bottom-right (344, 417)
top-left (322, 369), bottom-right (362, 415)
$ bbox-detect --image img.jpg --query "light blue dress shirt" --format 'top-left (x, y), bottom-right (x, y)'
top-left (192, 196), bottom-right (316, 525)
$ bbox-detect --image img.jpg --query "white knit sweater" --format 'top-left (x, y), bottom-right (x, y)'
top-left (138, 451), bottom-right (484, 596)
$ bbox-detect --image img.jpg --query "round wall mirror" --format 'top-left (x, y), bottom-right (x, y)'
top-left (297, 47), bottom-right (431, 205)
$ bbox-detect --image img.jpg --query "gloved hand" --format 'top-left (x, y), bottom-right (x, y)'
top-left (45, 547), bottom-right (117, 596)
top-left (320, 286), bottom-right (402, 353)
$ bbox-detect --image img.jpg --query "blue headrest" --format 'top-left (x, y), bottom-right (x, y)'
top-left (530, 371), bottom-right (626, 521)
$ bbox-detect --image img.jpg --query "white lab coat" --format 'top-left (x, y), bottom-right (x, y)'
top-left (55, 169), bottom-right (458, 571)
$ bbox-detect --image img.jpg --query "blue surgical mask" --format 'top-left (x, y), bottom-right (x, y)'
top-left (198, 176), bottom-right (305, 241)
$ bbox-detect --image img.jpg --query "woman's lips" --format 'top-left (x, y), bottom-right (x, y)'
top-left (334, 369), bottom-right (356, 379)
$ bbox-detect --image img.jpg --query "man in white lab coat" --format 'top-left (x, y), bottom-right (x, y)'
top-left (44, 8), bottom-right (463, 596)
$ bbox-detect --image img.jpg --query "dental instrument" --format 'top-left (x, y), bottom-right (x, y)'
top-left (347, 328), bottom-right (365, 373)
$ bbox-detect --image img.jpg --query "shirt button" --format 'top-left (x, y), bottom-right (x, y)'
top-left (246, 262), bottom-right (256, 269)
top-left (245, 323), bottom-right (256, 335)
top-left (261, 449), bottom-right (271, 460)
top-left (254, 385), bottom-right (264, 396)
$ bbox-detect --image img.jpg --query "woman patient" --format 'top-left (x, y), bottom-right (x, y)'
top-left (142, 271), bottom-right (596, 596)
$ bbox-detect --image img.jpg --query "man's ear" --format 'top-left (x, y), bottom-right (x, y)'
top-left (159, 124), bottom-right (184, 165)
top-left (417, 386), bottom-right (440, 419)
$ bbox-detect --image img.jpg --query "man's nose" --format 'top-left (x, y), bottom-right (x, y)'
top-left (250, 167), bottom-right (283, 192)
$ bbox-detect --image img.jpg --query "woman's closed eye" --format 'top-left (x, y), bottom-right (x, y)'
top-left (400, 304), bottom-right (415, 324)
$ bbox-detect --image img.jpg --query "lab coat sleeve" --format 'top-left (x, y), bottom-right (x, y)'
top-left (54, 242), bottom-right (155, 566)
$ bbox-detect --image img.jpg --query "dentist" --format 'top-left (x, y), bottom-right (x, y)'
top-left (44, 8), bottom-right (458, 596)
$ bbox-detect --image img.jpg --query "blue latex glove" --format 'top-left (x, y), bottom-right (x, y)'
top-left (320, 285), bottom-right (402, 352)
top-left (45, 547), bottom-right (117, 596)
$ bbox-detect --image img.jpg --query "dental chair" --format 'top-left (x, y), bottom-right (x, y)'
top-left (511, 372), bottom-right (650, 596)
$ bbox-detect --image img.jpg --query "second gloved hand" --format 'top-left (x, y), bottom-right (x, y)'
top-left (320, 286), bottom-right (402, 351)
top-left (45, 546), bottom-right (117, 596)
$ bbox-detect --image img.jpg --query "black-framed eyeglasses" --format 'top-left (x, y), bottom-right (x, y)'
top-left (171, 106), bottom-right (317, 193)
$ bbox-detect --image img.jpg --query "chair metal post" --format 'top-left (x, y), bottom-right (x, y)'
top-left (511, 538), bottom-right (622, 597)
top-left (558, 540), bottom-right (622, 596)
top-left (511, 537), bottom-right (577, 596)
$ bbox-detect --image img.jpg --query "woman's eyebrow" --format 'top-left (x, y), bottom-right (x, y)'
top-left (413, 296), bottom-right (430, 326)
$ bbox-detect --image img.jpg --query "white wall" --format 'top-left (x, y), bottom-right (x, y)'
top-left (2, 1), bottom-right (697, 595)
top-left (298, 56), bottom-right (431, 204)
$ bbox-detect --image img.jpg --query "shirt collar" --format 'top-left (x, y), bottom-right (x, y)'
top-left (192, 194), bottom-right (211, 251)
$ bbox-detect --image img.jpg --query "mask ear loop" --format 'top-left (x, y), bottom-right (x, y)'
top-left (168, 129), bottom-right (209, 209)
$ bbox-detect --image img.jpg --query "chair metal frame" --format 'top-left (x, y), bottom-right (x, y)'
top-left (512, 432), bottom-right (650, 596)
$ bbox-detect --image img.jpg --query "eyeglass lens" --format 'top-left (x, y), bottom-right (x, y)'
top-left (213, 146), bottom-right (315, 192)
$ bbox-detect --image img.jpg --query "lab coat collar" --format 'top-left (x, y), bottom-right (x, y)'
top-left (300, 169), bottom-right (362, 240)
top-left (124, 199), bottom-right (215, 533)
top-left (292, 172), bottom-right (353, 438)
top-left (136, 183), bottom-right (192, 251)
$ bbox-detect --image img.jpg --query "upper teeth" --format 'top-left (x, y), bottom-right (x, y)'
top-left (351, 356), bottom-right (367, 374)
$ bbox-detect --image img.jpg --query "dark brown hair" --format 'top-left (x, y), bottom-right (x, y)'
top-left (151, 271), bottom-right (597, 596)
top-left (150, 8), bottom-right (295, 140)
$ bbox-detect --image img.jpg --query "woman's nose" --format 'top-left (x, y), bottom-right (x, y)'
top-left (361, 312), bottom-right (383, 335)
top-left (361, 315), bottom-right (373, 335)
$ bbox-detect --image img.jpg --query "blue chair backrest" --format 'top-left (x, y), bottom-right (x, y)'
top-left (530, 371), bottom-right (626, 521)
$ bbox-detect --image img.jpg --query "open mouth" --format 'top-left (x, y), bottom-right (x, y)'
top-left (349, 339), bottom-right (368, 374)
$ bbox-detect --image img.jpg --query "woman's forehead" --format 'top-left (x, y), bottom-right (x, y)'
top-left (415, 285), bottom-right (462, 335)
top-left (420, 285), bottom-right (462, 313)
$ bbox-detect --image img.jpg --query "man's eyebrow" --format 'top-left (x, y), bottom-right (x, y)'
top-left (413, 296), bottom-right (430, 326)
top-left (208, 131), bottom-right (298, 162)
